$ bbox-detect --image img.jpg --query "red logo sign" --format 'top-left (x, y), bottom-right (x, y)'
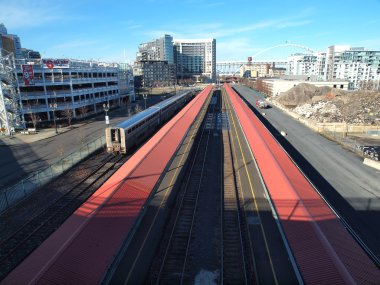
top-left (42, 59), bottom-right (69, 68)
top-left (46, 60), bottom-right (54, 69)
top-left (21, 65), bottom-right (35, 85)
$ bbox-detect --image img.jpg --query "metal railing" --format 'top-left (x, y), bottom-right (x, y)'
top-left (0, 136), bottom-right (106, 214)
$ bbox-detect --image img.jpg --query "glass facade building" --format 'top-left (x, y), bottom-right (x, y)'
top-left (174, 39), bottom-right (216, 81)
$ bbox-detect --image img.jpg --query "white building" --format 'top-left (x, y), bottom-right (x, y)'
top-left (174, 39), bottom-right (216, 81)
top-left (287, 45), bottom-right (380, 90)
top-left (326, 46), bottom-right (380, 90)
top-left (287, 53), bottom-right (327, 79)
top-left (262, 78), bottom-right (349, 97)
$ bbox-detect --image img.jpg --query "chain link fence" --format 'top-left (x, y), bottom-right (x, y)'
top-left (0, 136), bottom-right (106, 213)
top-left (318, 125), bottom-right (380, 160)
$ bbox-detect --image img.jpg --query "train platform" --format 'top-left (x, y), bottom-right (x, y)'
top-left (2, 86), bottom-right (213, 284)
top-left (224, 83), bottom-right (380, 284)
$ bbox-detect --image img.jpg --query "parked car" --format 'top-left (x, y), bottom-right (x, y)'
top-left (255, 99), bottom-right (268, 109)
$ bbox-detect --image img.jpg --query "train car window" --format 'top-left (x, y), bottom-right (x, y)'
top-left (128, 129), bottom-right (131, 134)
top-left (111, 129), bottom-right (120, 142)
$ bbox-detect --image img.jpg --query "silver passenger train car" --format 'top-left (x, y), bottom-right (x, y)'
top-left (105, 91), bottom-right (194, 154)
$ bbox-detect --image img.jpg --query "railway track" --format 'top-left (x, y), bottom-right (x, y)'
top-left (0, 153), bottom-right (127, 280)
top-left (221, 91), bottom-right (254, 285)
top-left (150, 91), bottom-right (218, 285)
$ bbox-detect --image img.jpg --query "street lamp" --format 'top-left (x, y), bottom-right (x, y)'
top-left (103, 103), bottom-right (110, 126)
top-left (49, 102), bottom-right (58, 134)
top-left (142, 94), bottom-right (148, 109)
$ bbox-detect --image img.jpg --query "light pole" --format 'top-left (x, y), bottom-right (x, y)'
top-left (49, 102), bottom-right (58, 134)
top-left (143, 94), bottom-right (148, 109)
top-left (103, 103), bottom-right (110, 126)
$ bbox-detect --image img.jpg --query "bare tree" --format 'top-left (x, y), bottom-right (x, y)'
top-left (30, 113), bottom-right (40, 130)
top-left (26, 104), bottom-right (40, 129)
top-left (77, 128), bottom-right (87, 147)
top-left (63, 106), bottom-right (74, 127)
top-left (79, 105), bottom-right (89, 119)
top-left (134, 104), bottom-right (142, 114)
top-left (57, 142), bottom-right (65, 157)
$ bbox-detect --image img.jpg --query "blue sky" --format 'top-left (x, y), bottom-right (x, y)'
top-left (1, 0), bottom-right (380, 63)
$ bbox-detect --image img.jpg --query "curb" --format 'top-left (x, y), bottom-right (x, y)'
top-left (363, 158), bottom-right (380, 170)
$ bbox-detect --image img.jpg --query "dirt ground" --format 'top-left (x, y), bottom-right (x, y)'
top-left (275, 83), bottom-right (380, 126)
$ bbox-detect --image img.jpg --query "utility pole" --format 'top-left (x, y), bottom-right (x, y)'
top-left (143, 94), bottom-right (148, 109)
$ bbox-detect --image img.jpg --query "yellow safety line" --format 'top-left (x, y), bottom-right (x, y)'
top-left (124, 92), bottom-right (212, 284)
top-left (222, 91), bottom-right (258, 282)
top-left (224, 90), bottom-right (279, 285)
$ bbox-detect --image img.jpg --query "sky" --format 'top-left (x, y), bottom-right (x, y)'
top-left (1, 0), bottom-right (380, 63)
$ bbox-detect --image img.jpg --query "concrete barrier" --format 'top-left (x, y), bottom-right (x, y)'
top-left (363, 158), bottom-right (380, 170)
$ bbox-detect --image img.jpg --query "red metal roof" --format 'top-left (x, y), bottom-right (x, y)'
top-left (224, 83), bottom-right (380, 284)
top-left (3, 86), bottom-right (213, 285)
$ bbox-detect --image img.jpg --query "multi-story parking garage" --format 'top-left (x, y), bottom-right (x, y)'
top-left (17, 59), bottom-right (133, 126)
top-left (14, 58), bottom-right (134, 127)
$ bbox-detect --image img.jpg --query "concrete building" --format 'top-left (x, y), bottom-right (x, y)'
top-left (138, 60), bottom-right (176, 87)
top-left (15, 58), bottom-right (134, 126)
top-left (326, 46), bottom-right (380, 90)
top-left (134, 35), bottom-right (176, 86)
top-left (136, 34), bottom-right (174, 64)
top-left (240, 63), bottom-right (270, 78)
top-left (287, 52), bottom-right (327, 79)
top-left (174, 38), bottom-right (216, 81)
top-left (269, 66), bottom-right (286, 77)
top-left (262, 78), bottom-right (349, 97)
top-left (21, 48), bottom-right (41, 59)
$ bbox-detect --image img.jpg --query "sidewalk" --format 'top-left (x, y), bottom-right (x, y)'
top-left (0, 99), bottom-right (147, 147)
top-left (0, 123), bottom-right (87, 146)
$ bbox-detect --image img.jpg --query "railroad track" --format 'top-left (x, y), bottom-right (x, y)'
top-left (151, 92), bottom-right (216, 285)
top-left (0, 153), bottom-right (127, 280)
top-left (221, 91), bottom-right (255, 285)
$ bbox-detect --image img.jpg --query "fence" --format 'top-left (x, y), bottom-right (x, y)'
top-left (0, 136), bottom-right (106, 214)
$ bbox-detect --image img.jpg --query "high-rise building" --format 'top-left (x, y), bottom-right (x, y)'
top-left (287, 45), bottom-right (380, 90)
top-left (0, 23), bottom-right (22, 58)
top-left (287, 52), bottom-right (326, 80)
top-left (326, 46), bottom-right (380, 89)
top-left (136, 34), bottom-right (174, 64)
top-left (134, 35), bottom-right (176, 86)
top-left (174, 38), bottom-right (216, 81)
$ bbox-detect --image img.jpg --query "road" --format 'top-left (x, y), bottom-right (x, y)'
top-left (233, 84), bottom-right (380, 260)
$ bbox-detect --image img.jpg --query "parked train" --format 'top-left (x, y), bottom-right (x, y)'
top-left (105, 90), bottom-right (195, 154)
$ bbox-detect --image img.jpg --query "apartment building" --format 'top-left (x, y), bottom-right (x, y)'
top-left (326, 46), bottom-right (380, 89)
top-left (134, 35), bottom-right (176, 86)
top-left (138, 60), bottom-right (176, 87)
top-left (0, 23), bottom-right (22, 58)
top-left (174, 38), bottom-right (216, 81)
top-left (287, 45), bottom-right (380, 90)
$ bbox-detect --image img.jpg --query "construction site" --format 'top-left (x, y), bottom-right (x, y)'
top-left (267, 83), bottom-right (380, 162)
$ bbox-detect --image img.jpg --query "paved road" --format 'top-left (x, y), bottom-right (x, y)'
top-left (0, 96), bottom-right (163, 190)
top-left (233, 85), bottom-right (380, 260)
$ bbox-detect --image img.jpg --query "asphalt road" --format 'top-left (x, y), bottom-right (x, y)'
top-left (0, 95), bottom-right (163, 189)
top-left (233, 84), bottom-right (380, 260)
